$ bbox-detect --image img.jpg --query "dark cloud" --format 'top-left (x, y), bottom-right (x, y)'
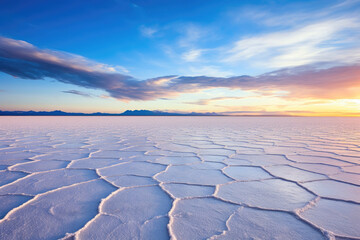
top-left (62, 90), bottom-right (93, 98)
top-left (1, 36), bottom-right (359, 101)
top-left (0, 37), bottom-right (140, 99)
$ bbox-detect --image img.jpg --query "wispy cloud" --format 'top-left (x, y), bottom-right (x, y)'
top-left (149, 0), bottom-right (360, 80)
top-left (186, 96), bottom-right (246, 105)
top-left (177, 24), bottom-right (206, 47)
top-left (170, 0), bottom-right (359, 74)
top-left (219, 110), bottom-right (291, 116)
top-left (188, 65), bottom-right (233, 77)
top-left (1, 36), bottom-right (359, 101)
top-left (62, 90), bottom-right (93, 98)
top-left (181, 49), bottom-right (203, 62)
top-left (224, 18), bottom-right (360, 68)
top-left (140, 26), bottom-right (158, 37)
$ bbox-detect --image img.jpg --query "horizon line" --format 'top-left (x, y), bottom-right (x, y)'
top-left (0, 109), bottom-right (359, 117)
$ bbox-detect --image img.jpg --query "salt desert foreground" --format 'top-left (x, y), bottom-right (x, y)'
top-left (0, 116), bottom-right (359, 240)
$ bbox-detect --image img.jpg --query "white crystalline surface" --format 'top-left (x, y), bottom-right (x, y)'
top-left (0, 117), bottom-right (359, 240)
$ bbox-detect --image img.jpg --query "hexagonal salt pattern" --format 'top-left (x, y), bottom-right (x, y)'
top-left (0, 116), bottom-right (359, 239)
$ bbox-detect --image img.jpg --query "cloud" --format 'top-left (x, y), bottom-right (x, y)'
top-left (186, 96), bottom-right (246, 105)
top-left (254, 64), bottom-right (360, 99)
top-left (331, 0), bottom-right (360, 10)
top-left (182, 49), bottom-right (203, 62)
top-left (178, 24), bottom-right (208, 47)
top-left (1, 36), bottom-right (359, 101)
top-left (188, 65), bottom-right (233, 77)
top-left (0, 36), bottom-right (143, 100)
top-left (157, 1), bottom-right (360, 77)
top-left (112, 65), bottom-right (129, 73)
top-left (62, 90), bottom-right (93, 98)
top-left (140, 26), bottom-right (158, 37)
top-left (232, 2), bottom-right (343, 28)
top-left (219, 110), bottom-right (291, 116)
top-left (224, 18), bottom-right (360, 68)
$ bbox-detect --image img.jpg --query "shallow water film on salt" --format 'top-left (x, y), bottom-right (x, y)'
top-left (0, 116), bottom-right (359, 240)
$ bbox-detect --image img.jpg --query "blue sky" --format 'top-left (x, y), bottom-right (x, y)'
top-left (0, 0), bottom-right (360, 115)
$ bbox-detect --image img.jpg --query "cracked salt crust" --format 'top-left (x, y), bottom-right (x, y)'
top-left (0, 116), bottom-right (359, 239)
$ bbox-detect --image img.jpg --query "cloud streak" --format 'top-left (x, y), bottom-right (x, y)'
top-left (224, 18), bottom-right (360, 68)
top-left (62, 90), bottom-right (93, 98)
top-left (186, 96), bottom-right (247, 105)
top-left (140, 26), bottom-right (158, 38)
top-left (0, 36), bottom-right (359, 101)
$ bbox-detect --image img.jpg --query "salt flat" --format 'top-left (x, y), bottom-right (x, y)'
top-left (0, 116), bottom-right (359, 240)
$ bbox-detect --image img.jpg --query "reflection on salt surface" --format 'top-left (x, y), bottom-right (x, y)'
top-left (0, 116), bottom-right (359, 239)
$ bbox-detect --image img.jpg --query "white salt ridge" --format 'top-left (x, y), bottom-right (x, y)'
top-left (99, 161), bottom-right (166, 177)
top-left (0, 169), bottom-right (98, 195)
top-left (146, 150), bottom-right (197, 157)
top-left (68, 158), bottom-right (121, 169)
top-left (287, 155), bottom-right (353, 167)
top-left (9, 160), bottom-right (68, 173)
top-left (33, 152), bottom-right (90, 161)
top-left (0, 152), bottom-right (38, 162)
top-left (192, 162), bottom-right (227, 169)
top-left (200, 155), bottom-right (227, 163)
top-left (0, 195), bottom-right (32, 219)
top-left (0, 147), bottom-right (27, 153)
top-left (196, 148), bottom-right (236, 156)
top-left (162, 183), bottom-right (214, 198)
top-left (0, 116), bottom-right (359, 239)
top-left (151, 156), bottom-right (201, 165)
top-left (103, 175), bottom-right (158, 188)
top-left (231, 153), bottom-right (293, 166)
top-left (91, 150), bottom-right (144, 159)
top-left (290, 162), bottom-right (342, 175)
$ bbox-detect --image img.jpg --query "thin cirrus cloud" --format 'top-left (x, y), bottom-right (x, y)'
top-left (139, 26), bottom-right (158, 38)
top-left (186, 96), bottom-right (247, 105)
top-left (223, 18), bottom-right (360, 68)
top-left (62, 90), bottom-right (93, 98)
top-left (181, 49), bottom-right (204, 62)
top-left (0, 36), bottom-right (359, 101)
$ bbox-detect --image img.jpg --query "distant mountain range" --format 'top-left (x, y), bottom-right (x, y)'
top-left (0, 109), bottom-right (222, 116)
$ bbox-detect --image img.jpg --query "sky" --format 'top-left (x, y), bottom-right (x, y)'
top-left (0, 0), bottom-right (360, 116)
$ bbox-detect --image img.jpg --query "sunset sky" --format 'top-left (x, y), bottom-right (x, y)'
top-left (0, 0), bottom-right (359, 116)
